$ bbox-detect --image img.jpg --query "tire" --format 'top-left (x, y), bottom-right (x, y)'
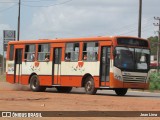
top-left (84, 76), bottom-right (97, 95)
top-left (115, 88), bottom-right (128, 96)
top-left (30, 75), bottom-right (46, 92)
top-left (56, 87), bottom-right (72, 93)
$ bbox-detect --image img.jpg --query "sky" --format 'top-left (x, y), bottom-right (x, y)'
top-left (0, 0), bottom-right (159, 54)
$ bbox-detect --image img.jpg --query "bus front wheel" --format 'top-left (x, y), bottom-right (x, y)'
top-left (84, 76), bottom-right (97, 95)
top-left (114, 88), bottom-right (128, 96)
top-left (30, 75), bottom-right (46, 92)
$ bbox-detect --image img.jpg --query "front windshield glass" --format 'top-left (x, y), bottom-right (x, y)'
top-left (135, 48), bottom-right (150, 70)
top-left (114, 47), bottom-right (134, 70)
top-left (114, 47), bottom-right (150, 71)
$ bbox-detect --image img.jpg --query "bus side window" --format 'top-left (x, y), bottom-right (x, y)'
top-left (38, 44), bottom-right (50, 61)
top-left (65, 53), bottom-right (71, 61)
top-left (65, 43), bottom-right (79, 62)
top-left (24, 45), bottom-right (35, 62)
top-left (83, 42), bottom-right (98, 61)
top-left (9, 45), bottom-right (14, 61)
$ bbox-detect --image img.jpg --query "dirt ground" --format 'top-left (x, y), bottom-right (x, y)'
top-left (0, 82), bottom-right (160, 120)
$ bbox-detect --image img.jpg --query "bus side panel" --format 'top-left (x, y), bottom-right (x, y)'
top-left (109, 72), bottom-right (123, 88)
top-left (61, 62), bottom-right (100, 87)
top-left (6, 75), bottom-right (14, 83)
top-left (39, 75), bottom-right (52, 86)
top-left (21, 75), bottom-right (30, 85)
top-left (20, 75), bottom-right (52, 86)
top-left (60, 76), bottom-right (99, 87)
top-left (21, 62), bottom-right (52, 86)
top-left (100, 81), bottom-right (110, 86)
top-left (93, 76), bottom-right (100, 88)
top-left (6, 61), bottom-right (15, 83)
top-left (60, 76), bottom-right (81, 87)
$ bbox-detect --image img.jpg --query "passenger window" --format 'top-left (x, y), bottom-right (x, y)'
top-left (25, 45), bottom-right (35, 61)
top-left (83, 42), bottom-right (98, 61)
top-left (38, 44), bottom-right (50, 61)
top-left (65, 43), bottom-right (79, 62)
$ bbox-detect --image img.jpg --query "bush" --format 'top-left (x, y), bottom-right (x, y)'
top-left (149, 72), bottom-right (160, 90)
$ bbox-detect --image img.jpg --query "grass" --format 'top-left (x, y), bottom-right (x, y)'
top-left (149, 72), bottom-right (160, 91)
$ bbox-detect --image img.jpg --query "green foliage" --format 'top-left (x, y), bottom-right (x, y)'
top-left (148, 36), bottom-right (158, 55)
top-left (149, 72), bottom-right (160, 90)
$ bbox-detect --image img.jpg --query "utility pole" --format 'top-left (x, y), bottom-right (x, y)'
top-left (138, 0), bottom-right (142, 38)
top-left (153, 17), bottom-right (160, 73)
top-left (17, 0), bottom-right (21, 41)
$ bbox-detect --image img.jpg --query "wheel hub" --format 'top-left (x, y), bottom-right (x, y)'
top-left (86, 81), bottom-right (92, 91)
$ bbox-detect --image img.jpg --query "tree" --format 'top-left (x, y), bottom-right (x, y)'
top-left (148, 36), bottom-right (158, 55)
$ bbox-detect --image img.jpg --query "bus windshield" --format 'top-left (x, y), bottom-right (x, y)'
top-left (114, 47), bottom-right (150, 71)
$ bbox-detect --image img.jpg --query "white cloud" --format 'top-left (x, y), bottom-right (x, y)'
top-left (20, 0), bottom-right (160, 40)
top-left (1, 0), bottom-right (159, 54)
top-left (0, 24), bottom-right (11, 31)
top-left (0, 0), bottom-right (17, 54)
top-left (26, 0), bottom-right (141, 39)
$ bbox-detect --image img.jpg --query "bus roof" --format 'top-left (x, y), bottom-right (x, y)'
top-left (8, 36), bottom-right (148, 45)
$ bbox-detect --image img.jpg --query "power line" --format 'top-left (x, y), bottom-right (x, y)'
top-left (0, 0), bottom-right (54, 2)
top-left (0, 0), bottom-right (66, 3)
top-left (110, 17), bottom-right (153, 36)
top-left (21, 0), bottom-right (73, 7)
top-left (0, 3), bottom-right (17, 13)
top-left (0, 2), bottom-right (18, 3)
top-left (0, 0), bottom-right (73, 14)
top-left (22, 0), bottom-right (57, 2)
top-left (85, 17), bottom-right (153, 37)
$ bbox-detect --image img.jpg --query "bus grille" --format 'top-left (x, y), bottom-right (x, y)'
top-left (123, 75), bottom-right (146, 83)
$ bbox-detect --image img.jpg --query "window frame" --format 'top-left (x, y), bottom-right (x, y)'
top-left (65, 42), bottom-right (80, 62)
top-left (37, 43), bottom-right (50, 62)
top-left (82, 41), bottom-right (99, 62)
top-left (24, 44), bottom-right (36, 62)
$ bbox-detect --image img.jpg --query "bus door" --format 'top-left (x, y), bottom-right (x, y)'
top-left (100, 46), bottom-right (110, 86)
top-left (14, 48), bottom-right (23, 83)
top-left (52, 47), bottom-right (62, 85)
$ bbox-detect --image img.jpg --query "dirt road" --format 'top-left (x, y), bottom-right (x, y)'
top-left (0, 82), bottom-right (160, 120)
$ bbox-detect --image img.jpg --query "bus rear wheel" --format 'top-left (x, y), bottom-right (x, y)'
top-left (30, 75), bottom-right (46, 92)
top-left (56, 87), bottom-right (72, 93)
top-left (115, 88), bottom-right (128, 96)
top-left (84, 76), bottom-right (97, 95)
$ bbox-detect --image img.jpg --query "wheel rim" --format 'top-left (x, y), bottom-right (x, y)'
top-left (86, 81), bottom-right (92, 92)
top-left (32, 77), bottom-right (38, 89)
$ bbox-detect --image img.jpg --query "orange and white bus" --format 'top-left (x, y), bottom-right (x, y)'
top-left (6, 36), bottom-right (150, 96)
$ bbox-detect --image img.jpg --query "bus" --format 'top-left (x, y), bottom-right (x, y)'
top-left (6, 36), bottom-right (150, 96)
